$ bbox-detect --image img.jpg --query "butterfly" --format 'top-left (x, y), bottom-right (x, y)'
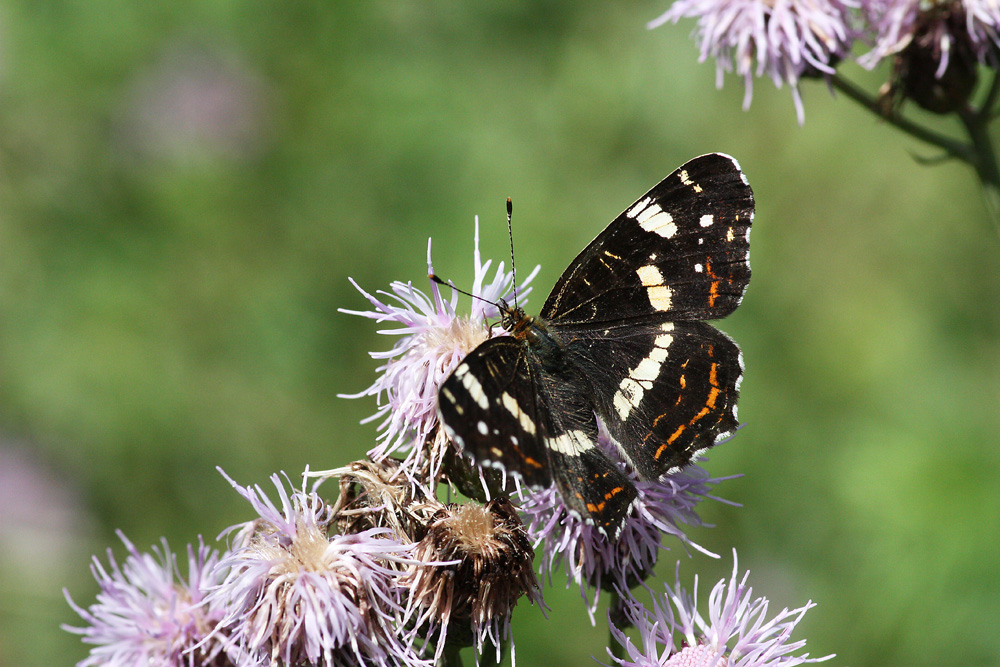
top-left (436, 153), bottom-right (754, 538)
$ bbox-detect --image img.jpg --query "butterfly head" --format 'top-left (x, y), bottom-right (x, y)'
top-left (498, 298), bottom-right (534, 339)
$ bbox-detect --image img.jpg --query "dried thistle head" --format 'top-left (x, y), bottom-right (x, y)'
top-left (404, 497), bottom-right (541, 658)
top-left (328, 458), bottom-right (443, 542)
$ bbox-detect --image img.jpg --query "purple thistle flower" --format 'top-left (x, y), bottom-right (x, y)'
top-left (609, 551), bottom-right (834, 667)
top-left (858, 0), bottom-right (922, 70)
top-left (340, 220), bottom-right (537, 482)
top-left (64, 532), bottom-right (228, 667)
top-left (209, 470), bottom-right (429, 667)
top-left (650, 0), bottom-right (858, 123)
top-left (521, 427), bottom-right (736, 622)
top-left (860, 0), bottom-right (983, 112)
top-left (963, 0), bottom-right (1000, 60)
top-left (860, 0), bottom-right (1000, 72)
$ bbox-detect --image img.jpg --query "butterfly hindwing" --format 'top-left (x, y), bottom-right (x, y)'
top-left (541, 153), bottom-right (753, 326)
top-left (438, 335), bottom-right (637, 535)
top-left (563, 319), bottom-right (742, 480)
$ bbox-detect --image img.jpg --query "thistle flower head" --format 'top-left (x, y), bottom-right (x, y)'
top-left (609, 552), bottom-right (834, 667)
top-left (521, 427), bottom-right (736, 623)
top-left (320, 458), bottom-right (444, 542)
top-left (340, 220), bottom-right (536, 484)
top-left (650, 0), bottom-right (858, 123)
top-left (404, 497), bottom-right (543, 664)
top-left (861, 0), bottom-right (984, 112)
top-left (63, 532), bottom-right (228, 667)
top-left (210, 471), bottom-right (427, 667)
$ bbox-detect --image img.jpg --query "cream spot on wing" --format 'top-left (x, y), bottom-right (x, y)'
top-left (547, 429), bottom-right (594, 455)
top-left (630, 357), bottom-right (662, 382)
top-left (636, 264), bottom-right (663, 287)
top-left (654, 332), bottom-right (674, 349)
top-left (459, 368), bottom-right (489, 410)
top-left (635, 203), bottom-right (677, 238)
top-left (501, 392), bottom-right (537, 436)
top-left (626, 197), bottom-right (653, 219)
top-left (614, 377), bottom-right (650, 420)
top-left (699, 214), bottom-right (714, 227)
top-left (646, 285), bottom-right (673, 311)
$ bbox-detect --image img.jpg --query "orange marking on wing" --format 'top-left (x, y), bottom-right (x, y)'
top-left (655, 424), bottom-right (688, 459)
top-left (705, 258), bottom-right (720, 308)
top-left (586, 486), bottom-right (628, 513)
top-left (524, 456), bottom-right (544, 469)
top-left (641, 412), bottom-right (670, 447)
top-left (689, 387), bottom-right (720, 423)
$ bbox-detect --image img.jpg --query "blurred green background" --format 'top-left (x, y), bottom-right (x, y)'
top-left (1, 3), bottom-right (997, 666)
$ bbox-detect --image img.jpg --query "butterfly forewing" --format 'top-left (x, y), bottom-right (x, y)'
top-left (541, 153), bottom-right (753, 326)
top-left (438, 337), bottom-right (551, 488)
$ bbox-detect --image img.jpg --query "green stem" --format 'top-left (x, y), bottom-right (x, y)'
top-left (959, 106), bottom-right (1000, 237)
top-left (830, 72), bottom-right (1000, 238)
top-left (978, 69), bottom-right (1000, 118)
top-left (441, 644), bottom-right (465, 667)
top-left (829, 73), bottom-right (975, 164)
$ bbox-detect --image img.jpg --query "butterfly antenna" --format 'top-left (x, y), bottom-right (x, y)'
top-left (507, 197), bottom-right (518, 311)
top-left (428, 273), bottom-right (498, 308)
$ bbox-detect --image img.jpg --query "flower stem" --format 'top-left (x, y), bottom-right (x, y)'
top-left (441, 644), bottom-right (465, 667)
top-left (829, 74), bottom-right (975, 163)
top-left (959, 105), bottom-right (1000, 237)
top-left (830, 73), bottom-right (1000, 237)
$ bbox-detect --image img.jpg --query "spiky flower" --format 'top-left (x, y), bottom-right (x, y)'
top-left (340, 221), bottom-right (536, 483)
top-left (404, 497), bottom-right (542, 664)
top-left (650, 0), bottom-right (857, 123)
top-left (609, 552), bottom-right (834, 667)
top-left (64, 532), bottom-right (229, 667)
top-left (320, 458), bottom-right (444, 541)
top-left (521, 427), bottom-right (735, 622)
top-left (861, 0), bottom-right (988, 113)
top-left (209, 471), bottom-right (427, 667)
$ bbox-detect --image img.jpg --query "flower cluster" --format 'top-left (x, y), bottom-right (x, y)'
top-left (67, 225), bottom-right (830, 667)
top-left (651, 0), bottom-right (1000, 120)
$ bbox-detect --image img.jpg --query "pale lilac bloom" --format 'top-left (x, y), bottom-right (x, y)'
top-left (64, 532), bottom-right (227, 667)
top-left (858, 0), bottom-right (922, 71)
top-left (521, 427), bottom-right (736, 623)
top-left (609, 552), bottom-right (834, 667)
top-left (861, 0), bottom-right (1000, 74)
top-left (964, 0), bottom-right (1000, 61)
top-left (650, 0), bottom-right (857, 123)
top-left (209, 471), bottom-right (428, 667)
top-left (340, 220), bottom-right (537, 481)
